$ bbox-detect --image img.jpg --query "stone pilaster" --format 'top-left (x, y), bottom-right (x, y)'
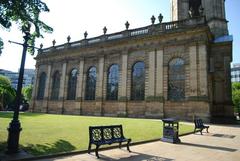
top-left (96, 57), bottom-right (104, 99)
top-left (119, 54), bottom-right (128, 100)
top-left (43, 64), bottom-right (52, 112)
top-left (223, 56), bottom-right (234, 117)
top-left (118, 54), bottom-right (128, 116)
top-left (59, 62), bottom-right (67, 100)
top-left (76, 60), bottom-right (84, 114)
top-left (76, 60), bottom-right (84, 100)
top-left (96, 57), bottom-right (104, 115)
top-left (30, 66), bottom-right (39, 111)
top-left (198, 44), bottom-right (208, 97)
top-left (224, 56), bottom-right (232, 102)
top-left (156, 50), bottom-right (164, 98)
top-left (44, 64), bottom-right (52, 99)
top-left (146, 51), bottom-right (155, 98)
top-left (189, 45), bottom-right (198, 96)
top-left (59, 62), bottom-right (67, 113)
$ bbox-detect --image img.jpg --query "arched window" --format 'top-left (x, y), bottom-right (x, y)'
top-left (51, 71), bottom-right (60, 100)
top-left (85, 67), bottom-right (97, 100)
top-left (131, 62), bottom-right (145, 100)
top-left (37, 72), bottom-right (46, 100)
top-left (168, 58), bottom-right (185, 101)
top-left (67, 68), bottom-right (78, 100)
top-left (107, 64), bottom-right (119, 100)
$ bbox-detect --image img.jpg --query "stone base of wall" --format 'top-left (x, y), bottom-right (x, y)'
top-left (63, 101), bottom-right (81, 115)
top-left (82, 101), bottom-right (102, 116)
top-left (32, 100), bottom-right (213, 121)
top-left (33, 100), bottom-right (48, 113)
top-left (212, 104), bottom-right (234, 117)
top-left (145, 102), bottom-right (164, 118)
top-left (164, 101), bottom-right (211, 122)
top-left (48, 101), bottom-right (63, 114)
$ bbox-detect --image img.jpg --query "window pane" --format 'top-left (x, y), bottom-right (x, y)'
top-left (67, 68), bottom-right (78, 100)
top-left (51, 71), bottom-right (60, 100)
top-left (107, 64), bottom-right (119, 100)
top-left (37, 72), bottom-right (46, 100)
top-left (168, 58), bottom-right (185, 101)
top-left (131, 62), bottom-right (145, 100)
top-left (85, 67), bottom-right (97, 100)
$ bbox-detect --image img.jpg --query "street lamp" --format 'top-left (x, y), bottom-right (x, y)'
top-left (6, 24), bottom-right (37, 153)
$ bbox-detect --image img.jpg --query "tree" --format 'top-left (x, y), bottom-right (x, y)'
top-left (0, 75), bottom-right (16, 110)
top-left (22, 85), bottom-right (33, 102)
top-left (0, 0), bottom-right (53, 54)
top-left (232, 82), bottom-right (240, 117)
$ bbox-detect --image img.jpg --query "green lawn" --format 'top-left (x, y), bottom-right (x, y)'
top-left (0, 112), bottom-right (194, 156)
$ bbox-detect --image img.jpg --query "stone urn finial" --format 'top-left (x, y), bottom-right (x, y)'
top-left (151, 15), bottom-right (156, 25)
top-left (103, 26), bottom-right (107, 35)
top-left (84, 31), bottom-right (88, 39)
top-left (67, 35), bottom-right (71, 43)
top-left (52, 39), bottom-right (56, 47)
top-left (158, 13), bottom-right (163, 23)
top-left (125, 21), bottom-right (130, 30)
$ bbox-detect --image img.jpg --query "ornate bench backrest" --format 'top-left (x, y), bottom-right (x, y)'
top-left (89, 126), bottom-right (103, 143)
top-left (194, 119), bottom-right (204, 128)
top-left (89, 125), bottom-right (124, 143)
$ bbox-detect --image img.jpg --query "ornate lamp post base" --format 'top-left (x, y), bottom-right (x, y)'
top-left (6, 120), bottom-right (22, 154)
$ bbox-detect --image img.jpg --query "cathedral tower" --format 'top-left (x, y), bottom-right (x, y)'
top-left (171, 0), bottom-right (228, 38)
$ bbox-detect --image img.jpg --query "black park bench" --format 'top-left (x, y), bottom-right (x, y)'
top-left (194, 119), bottom-right (209, 135)
top-left (88, 125), bottom-right (131, 158)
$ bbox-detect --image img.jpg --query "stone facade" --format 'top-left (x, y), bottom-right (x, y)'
top-left (31, 1), bottom-right (234, 122)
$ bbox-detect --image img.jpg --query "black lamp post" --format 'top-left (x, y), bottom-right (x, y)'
top-left (6, 24), bottom-right (32, 153)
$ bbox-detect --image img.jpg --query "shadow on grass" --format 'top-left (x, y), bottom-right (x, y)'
top-left (24, 139), bottom-right (76, 156)
top-left (0, 112), bottom-right (44, 119)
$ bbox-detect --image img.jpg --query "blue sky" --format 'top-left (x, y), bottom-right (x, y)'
top-left (0, 0), bottom-right (239, 72)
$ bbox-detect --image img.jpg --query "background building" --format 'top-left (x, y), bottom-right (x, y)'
top-left (231, 64), bottom-right (240, 82)
top-left (32, 0), bottom-right (234, 122)
top-left (0, 69), bottom-right (35, 89)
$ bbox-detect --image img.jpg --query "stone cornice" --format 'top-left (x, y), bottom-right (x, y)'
top-left (36, 19), bottom-right (212, 64)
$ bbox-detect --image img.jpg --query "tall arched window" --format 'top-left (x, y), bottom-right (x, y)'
top-left (107, 64), bottom-right (119, 100)
top-left (67, 68), bottom-right (78, 100)
top-left (168, 58), bottom-right (185, 101)
top-left (85, 67), bottom-right (97, 100)
top-left (51, 71), bottom-right (60, 100)
top-left (131, 62), bottom-right (145, 100)
top-left (37, 72), bottom-right (46, 100)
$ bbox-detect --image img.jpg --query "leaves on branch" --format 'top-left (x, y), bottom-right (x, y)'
top-left (0, 0), bottom-right (53, 54)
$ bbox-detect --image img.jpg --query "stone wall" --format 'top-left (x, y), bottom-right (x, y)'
top-left (31, 24), bottom-right (233, 122)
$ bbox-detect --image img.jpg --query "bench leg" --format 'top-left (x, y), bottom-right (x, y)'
top-left (88, 143), bottom-right (91, 154)
top-left (95, 145), bottom-right (100, 158)
top-left (127, 139), bottom-right (131, 152)
top-left (206, 127), bottom-right (209, 133)
top-left (200, 129), bottom-right (203, 135)
top-left (119, 142), bottom-right (122, 149)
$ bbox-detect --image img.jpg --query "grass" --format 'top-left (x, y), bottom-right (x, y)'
top-left (0, 112), bottom-right (194, 156)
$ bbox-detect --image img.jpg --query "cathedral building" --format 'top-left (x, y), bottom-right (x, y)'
top-left (31, 0), bottom-right (234, 122)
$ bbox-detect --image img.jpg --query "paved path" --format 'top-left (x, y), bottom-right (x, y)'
top-left (36, 124), bottom-right (240, 161)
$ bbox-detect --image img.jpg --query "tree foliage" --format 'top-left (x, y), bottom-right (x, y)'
top-left (0, 0), bottom-right (53, 54)
top-left (0, 75), bottom-right (11, 86)
top-left (0, 75), bottom-right (16, 110)
top-left (22, 85), bottom-right (33, 102)
top-left (232, 82), bottom-right (240, 114)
